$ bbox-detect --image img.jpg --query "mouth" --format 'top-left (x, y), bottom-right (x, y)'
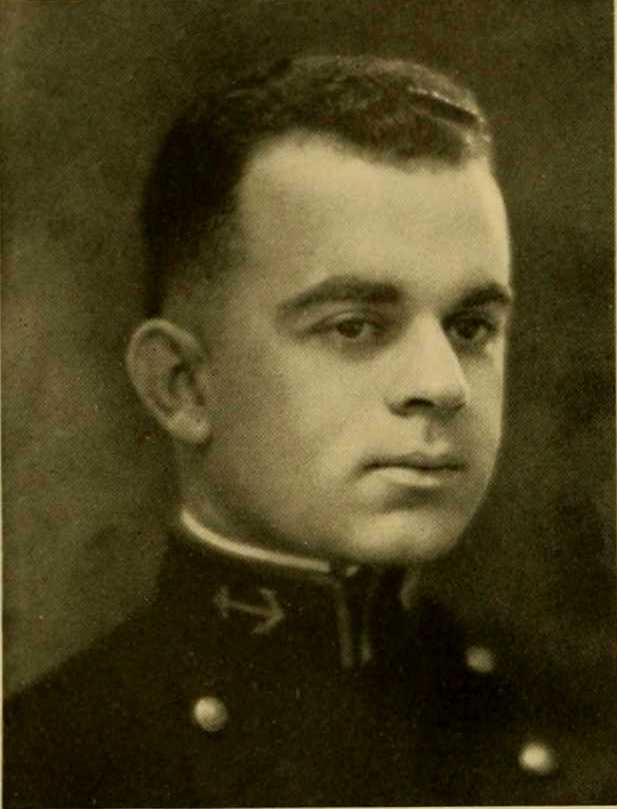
top-left (366, 451), bottom-right (465, 490)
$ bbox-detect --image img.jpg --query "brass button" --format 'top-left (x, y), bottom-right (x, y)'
top-left (192, 696), bottom-right (229, 733)
top-left (518, 740), bottom-right (558, 776)
top-left (465, 645), bottom-right (496, 674)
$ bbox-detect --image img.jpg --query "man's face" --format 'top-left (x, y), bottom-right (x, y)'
top-left (195, 136), bottom-right (511, 564)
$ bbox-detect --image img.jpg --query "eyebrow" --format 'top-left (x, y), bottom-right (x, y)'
top-left (456, 282), bottom-right (514, 310)
top-left (278, 274), bottom-right (514, 320)
top-left (277, 275), bottom-right (401, 317)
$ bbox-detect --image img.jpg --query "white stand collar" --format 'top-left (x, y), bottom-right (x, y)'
top-left (179, 508), bottom-right (337, 575)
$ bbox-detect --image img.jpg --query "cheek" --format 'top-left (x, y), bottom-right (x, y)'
top-left (208, 339), bottom-right (335, 466)
top-left (467, 361), bottom-right (505, 457)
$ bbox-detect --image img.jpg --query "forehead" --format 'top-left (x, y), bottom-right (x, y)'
top-left (231, 135), bottom-right (510, 303)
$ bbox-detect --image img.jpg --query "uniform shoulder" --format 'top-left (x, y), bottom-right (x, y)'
top-left (8, 604), bottom-right (158, 708)
top-left (4, 604), bottom-right (173, 808)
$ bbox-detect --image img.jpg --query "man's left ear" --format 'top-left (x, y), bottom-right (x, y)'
top-left (125, 318), bottom-right (212, 445)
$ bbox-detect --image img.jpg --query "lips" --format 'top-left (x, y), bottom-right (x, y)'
top-left (368, 450), bottom-right (465, 472)
top-left (366, 451), bottom-right (465, 491)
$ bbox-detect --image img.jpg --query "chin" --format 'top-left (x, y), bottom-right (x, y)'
top-left (340, 511), bottom-right (468, 565)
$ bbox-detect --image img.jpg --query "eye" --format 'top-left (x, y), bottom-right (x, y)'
top-left (333, 317), bottom-right (377, 340)
top-left (447, 313), bottom-right (499, 349)
top-left (313, 312), bottom-right (389, 351)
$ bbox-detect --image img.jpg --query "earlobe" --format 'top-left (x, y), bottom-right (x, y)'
top-left (126, 318), bottom-right (212, 445)
top-left (166, 409), bottom-right (211, 444)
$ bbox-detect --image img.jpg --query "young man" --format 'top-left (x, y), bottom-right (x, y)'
top-left (5, 54), bottom-right (611, 807)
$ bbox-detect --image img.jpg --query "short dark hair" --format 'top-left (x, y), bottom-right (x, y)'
top-left (142, 54), bottom-right (493, 316)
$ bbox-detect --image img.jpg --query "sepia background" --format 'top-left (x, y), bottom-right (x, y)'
top-left (3, 0), bottom-right (614, 742)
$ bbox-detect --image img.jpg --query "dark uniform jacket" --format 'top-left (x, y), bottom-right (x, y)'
top-left (5, 531), bottom-right (615, 807)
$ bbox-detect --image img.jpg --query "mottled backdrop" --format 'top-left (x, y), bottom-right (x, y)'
top-left (3, 0), bottom-right (614, 719)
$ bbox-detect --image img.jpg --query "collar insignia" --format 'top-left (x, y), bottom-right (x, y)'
top-left (213, 585), bottom-right (286, 635)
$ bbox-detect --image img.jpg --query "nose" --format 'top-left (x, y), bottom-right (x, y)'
top-left (384, 316), bottom-right (469, 416)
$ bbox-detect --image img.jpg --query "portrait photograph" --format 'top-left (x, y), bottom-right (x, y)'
top-left (3, 1), bottom-right (615, 806)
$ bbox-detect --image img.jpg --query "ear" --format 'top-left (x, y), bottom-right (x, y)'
top-left (126, 319), bottom-right (211, 444)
